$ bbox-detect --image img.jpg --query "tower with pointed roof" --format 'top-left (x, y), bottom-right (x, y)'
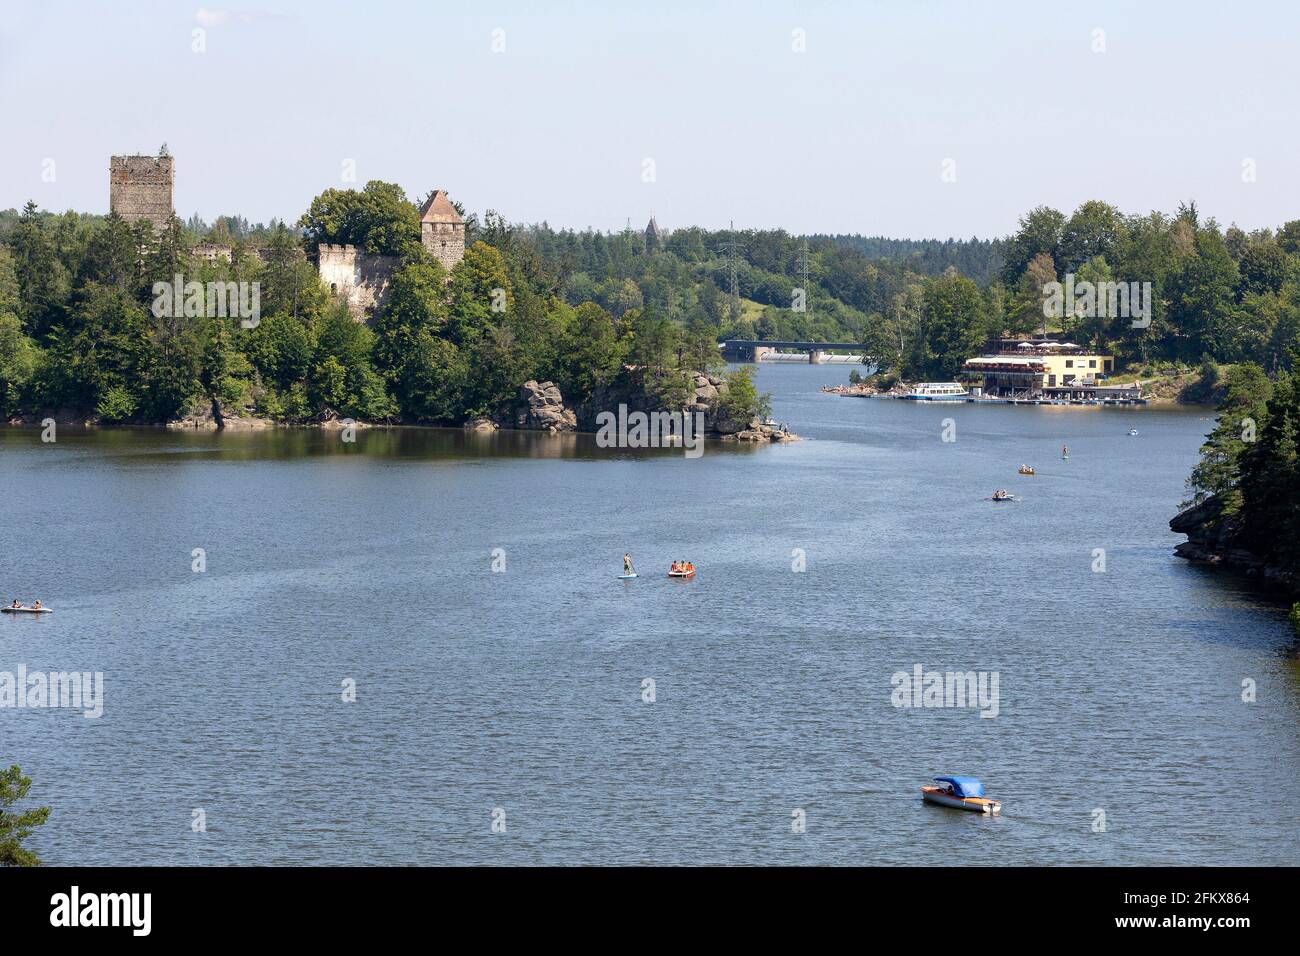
top-left (644, 214), bottom-right (664, 254)
top-left (419, 190), bottom-right (466, 272)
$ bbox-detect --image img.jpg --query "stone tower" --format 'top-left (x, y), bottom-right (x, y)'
top-left (110, 151), bottom-right (174, 229)
top-left (419, 190), bottom-right (465, 272)
top-left (644, 214), bottom-right (664, 253)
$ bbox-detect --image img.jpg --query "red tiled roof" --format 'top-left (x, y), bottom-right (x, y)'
top-left (419, 190), bottom-right (463, 224)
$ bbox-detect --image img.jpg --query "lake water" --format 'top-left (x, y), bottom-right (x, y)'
top-left (2, 364), bottom-right (1297, 865)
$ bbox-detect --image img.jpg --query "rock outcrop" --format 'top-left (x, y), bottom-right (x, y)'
top-left (1170, 495), bottom-right (1298, 593)
top-left (570, 367), bottom-right (800, 442)
top-left (500, 380), bottom-right (577, 433)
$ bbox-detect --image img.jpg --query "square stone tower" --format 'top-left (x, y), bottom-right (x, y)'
top-left (110, 153), bottom-right (174, 229)
top-left (419, 190), bottom-right (465, 272)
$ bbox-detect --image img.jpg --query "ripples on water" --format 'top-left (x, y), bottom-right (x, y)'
top-left (2, 364), bottom-right (1296, 865)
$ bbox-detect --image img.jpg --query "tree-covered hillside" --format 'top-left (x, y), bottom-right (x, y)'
top-left (3, 189), bottom-right (1300, 426)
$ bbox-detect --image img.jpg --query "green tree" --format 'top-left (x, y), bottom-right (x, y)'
top-left (299, 181), bottom-right (421, 258)
top-left (11, 202), bottom-right (68, 339)
top-left (1187, 362), bottom-right (1272, 508)
top-left (999, 206), bottom-right (1065, 286)
top-left (911, 270), bottom-right (986, 379)
top-left (446, 242), bottom-right (512, 348)
top-left (1057, 200), bottom-right (1125, 274)
top-left (558, 301), bottom-right (626, 402)
top-left (716, 365), bottom-right (770, 424)
top-left (0, 312), bottom-right (41, 416)
top-left (0, 765), bottom-right (51, 867)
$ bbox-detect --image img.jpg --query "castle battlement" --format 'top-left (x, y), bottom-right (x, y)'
top-left (317, 243), bottom-right (399, 321)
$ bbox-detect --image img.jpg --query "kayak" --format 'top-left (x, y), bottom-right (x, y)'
top-left (2, 607), bottom-right (52, 614)
top-left (617, 573), bottom-right (638, 579)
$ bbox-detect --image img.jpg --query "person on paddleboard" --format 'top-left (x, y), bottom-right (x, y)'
top-left (623, 553), bottom-right (634, 574)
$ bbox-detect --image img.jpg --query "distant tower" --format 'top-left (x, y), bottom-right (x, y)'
top-left (716, 221), bottom-right (745, 322)
top-left (644, 214), bottom-right (664, 253)
top-left (109, 148), bottom-right (174, 230)
top-left (419, 190), bottom-right (466, 272)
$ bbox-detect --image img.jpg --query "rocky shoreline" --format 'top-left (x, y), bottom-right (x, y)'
top-left (1169, 495), bottom-right (1298, 595)
top-left (8, 372), bottom-right (800, 444)
top-left (821, 383), bottom-right (904, 398)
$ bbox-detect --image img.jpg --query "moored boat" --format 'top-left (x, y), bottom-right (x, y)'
top-left (900, 382), bottom-right (969, 401)
top-left (921, 776), bottom-right (1000, 814)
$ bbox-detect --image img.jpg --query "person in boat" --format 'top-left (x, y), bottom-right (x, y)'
top-left (32, 600), bottom-right (41, 609)
top-left (9, 599), bottom-right (19, 608)
top-left (685, 562), bottom-right (695, 573)
top-left (670, 561), bottom-right (680, 573)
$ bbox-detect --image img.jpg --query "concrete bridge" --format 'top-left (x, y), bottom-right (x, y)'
top-left (720, 340), bottom-right (867, 364)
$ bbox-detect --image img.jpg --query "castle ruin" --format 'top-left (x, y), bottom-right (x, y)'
top-left (320, 188), bottom-right (466, 320)
top-left (318, 244), bottom-right (401, 318)
top-left (109, 152), bottom-right (174, 229)
top-left (419, 189), bottom-right (466, 272)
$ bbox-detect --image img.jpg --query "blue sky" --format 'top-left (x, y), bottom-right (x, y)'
top-left (2, 0), bottom-right (1298, 237)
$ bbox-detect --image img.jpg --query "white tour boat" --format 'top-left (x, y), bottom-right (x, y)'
top-left (901, 382), bottom-right (969, 401)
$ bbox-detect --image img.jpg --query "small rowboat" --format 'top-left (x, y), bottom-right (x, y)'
top-left (2, 607), bottom-right (52, 614)
top-left (667, 569), bottom-right (696, 579)
top-left (922, 776), bottom-right (1001, 814)
top-left (1017, 465), bottom-right (1034, 476)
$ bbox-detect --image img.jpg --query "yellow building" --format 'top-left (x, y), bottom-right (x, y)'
top-left (962, 339), bottom-right (1119, 399)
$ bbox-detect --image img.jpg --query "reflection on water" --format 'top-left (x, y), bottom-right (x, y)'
top-left (0, 421), bottom-right (763, 464)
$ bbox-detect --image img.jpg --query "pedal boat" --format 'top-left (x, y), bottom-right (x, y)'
top-left (921, 776), bottom-right (1001, 814)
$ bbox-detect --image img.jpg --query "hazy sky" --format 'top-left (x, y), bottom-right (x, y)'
top-left (3, 0), bottom-right (1298, 238)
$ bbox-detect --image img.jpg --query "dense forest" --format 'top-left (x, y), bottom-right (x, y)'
top-left (2, 190), bottom-right (1300, 427)
top-left (0, 186), bottom-right (752, 427)
top-left (1180, 359), bottom-right (1299, 610)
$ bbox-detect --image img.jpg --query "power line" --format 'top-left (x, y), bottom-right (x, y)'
top-left (716, 220), bottom-right (746, 323)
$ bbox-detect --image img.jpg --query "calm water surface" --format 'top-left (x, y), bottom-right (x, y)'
top-left (2, 364), bottom-right (1297, 865)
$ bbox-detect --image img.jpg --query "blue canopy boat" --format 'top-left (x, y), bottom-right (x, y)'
top-left (921, 775), bottom-right (1001, 814)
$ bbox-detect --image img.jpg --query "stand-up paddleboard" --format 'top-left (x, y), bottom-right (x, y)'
top-left (2, 607), bottom-right (52, 614)
top-left (617, 573), bottom-right (638, 579)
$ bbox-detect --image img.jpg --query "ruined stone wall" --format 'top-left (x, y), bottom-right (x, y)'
top-left (318, 244), bottom-right (399, 320)
top-left (422, 221), bottom-right (465, 272)
top-left (110, 155), bottom-right (174, 228)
